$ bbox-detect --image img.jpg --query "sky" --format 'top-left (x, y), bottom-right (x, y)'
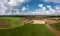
top-left (0, 0), bottom-right (60, 15)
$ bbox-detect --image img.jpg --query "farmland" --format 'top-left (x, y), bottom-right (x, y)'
top-left (0, 17), bottom-right (25, 28)
top-left (0, 16), bottom-right (60, 36)
top-left (0, 24), bottom-right (55, 36)
top-left (50, 22), bottom-right (60, 31)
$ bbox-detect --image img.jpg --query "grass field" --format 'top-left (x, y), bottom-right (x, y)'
top-left (50, 22), bottom-right (60, 31)
top-left (0, 17), bottom-right (25, 28)
top-left (0, 24), bottom-right (55, 36)
top-left (0, 17), bottom-right (56, 36)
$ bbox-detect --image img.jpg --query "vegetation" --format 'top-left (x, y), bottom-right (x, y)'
top-left (50, 22), bottom-right (60, 31)
top-left (0, 24), bottom-right (55, 36)
top-left (0, 17), bottom-right (25, 28)
top-left (0, 16), bottom-right (59, 36)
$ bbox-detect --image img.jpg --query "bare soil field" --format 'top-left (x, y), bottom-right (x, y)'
top-left (0, 21), bottom-right (8, 28)
top-left (32, 20), bottom-right (45, 24)
top-left (45, 19), bottom-right (60, 24)
top-left (45, 19), bottom-right (56, 24)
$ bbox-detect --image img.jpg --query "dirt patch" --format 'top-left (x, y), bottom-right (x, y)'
top-left (22, 19), bottom-right (45, 24)
top-left (0, 21), bottom-right (8, 28)
top-left (22, 19), bottom-right (30, 24)
top-left (45, 19), bottom-right (59, 24)
top-left (32, 20), bottom-right (45, 24)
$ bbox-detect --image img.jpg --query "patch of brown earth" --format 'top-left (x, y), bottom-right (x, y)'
top-left (0, 21), bottom-right (8, 28)
top-left (45, 19), bottom-right (57, 24)
top-left (32, 20), bottom-right (45, 24)
top-left (22, 19), bottom-right (31, 24)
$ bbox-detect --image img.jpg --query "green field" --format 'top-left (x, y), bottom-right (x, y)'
top-left (0, 24), bottom-right (55, 36)
top-left (50, 22), bottom-right (60, 31)
top-left (0, 17), bottom-right (25, 28)
top-left (0, 17), bottom-right (56, 36)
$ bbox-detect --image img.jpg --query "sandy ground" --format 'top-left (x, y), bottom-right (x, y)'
top-left (32, 20), bottom-right (45, 24)
top-left (45, 19), bottom-right (60, 24)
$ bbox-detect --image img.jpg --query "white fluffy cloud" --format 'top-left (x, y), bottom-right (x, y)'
top-left (38, 4), bottom-right (43, 8)
top-left (8, 0), bottom-right (29, 7)
top-left (47, 5), bottom-right (56, 14)
top-left (21, 4), bottom-right (60, 15)
top-left (0, 0), bottom-right (60, 15)
top-left (22, 7), bottom-right (27, 12)
top-left (55, 6), bottom-right (60, 15)
top-left (47, 5), bottom-right (51, 8)
top-left (0, 0), bottom-right (29, 15)
top-left (30, 4), bottom-right (59, 15)
top-left (0, 1), bottom-right (8, 15)
top-left (8, 0), bottom-right (31, 7)
top-left (42, 0), bottom-right (60, 3)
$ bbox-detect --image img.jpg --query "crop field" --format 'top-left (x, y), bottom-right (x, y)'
top-left (50, 22), bottom-right (60, 31)
top-left (0, 24), bottom-right (55, 36)
top-left (0, 17), bottom-right (25, 28)
top-left (0, 17), bottom-right (59, 36)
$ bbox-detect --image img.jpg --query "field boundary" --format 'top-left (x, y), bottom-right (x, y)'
top-left (0, 24), bottom-right (25, 29)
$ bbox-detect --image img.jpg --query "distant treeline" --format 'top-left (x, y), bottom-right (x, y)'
top-left (0, 15), bottom-right (60, 17)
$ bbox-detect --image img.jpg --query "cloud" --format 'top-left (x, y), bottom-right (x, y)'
top-left (42, 0), bottom-right (60, 3)
top-left (38, 4), bottom-right (43, 8)
top-left (18, 5), bottom-right (60, 15)
top-left (8, 0), bottom-right (19, 7)
top-left (0, 0), bottom-right (60, 15)
top-left (47, 5), bottom-right (56, 14)
top-left (55, 6), bottom-right (60, 15)
top-left (0, 1), bottom-right (8, 15)
top-left (22, 7), bottom-right (27, 12)
top-left (47, 5), bottom-right (51, 9)
top-left (19, 4), bottom-right (60, 15)
top-left (0, 0), bottom-right (30, 15)
top-left (30, 4), bottom-right (57, 15)
top-left (13, 9), bottom-right (20, 15)
top-left (8, 0), bottom-right (30, 7)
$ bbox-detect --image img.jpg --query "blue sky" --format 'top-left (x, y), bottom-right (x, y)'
top-left (0, 0), bottom-right (60, 15)
top-left (20, 0), bottom-right (56, 11)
